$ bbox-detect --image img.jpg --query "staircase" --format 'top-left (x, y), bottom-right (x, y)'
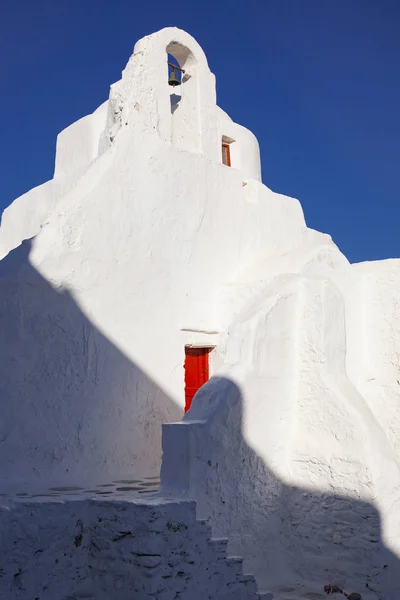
top-left (0, 493), bottom-right (270, 599)
top-left (165, 514), bottom-right (268, 600)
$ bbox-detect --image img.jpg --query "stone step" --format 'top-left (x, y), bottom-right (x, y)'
top-left (237, 573), bottom-right (256, 583)
top-left (209, 536), bottom-right (229, 544)
top-left (226, 555), bottom-right (244, 565)
top-left (194, 518), bottom-right (213, 540)
top-left (208, 536), bottom-right (230, 557)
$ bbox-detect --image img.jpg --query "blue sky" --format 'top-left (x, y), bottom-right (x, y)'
top-left (1, 0), bottom-right (399, 263)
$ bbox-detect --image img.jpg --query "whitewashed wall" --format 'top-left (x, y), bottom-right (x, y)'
top-left (161, 258), bottom-right (400, 598)
top-left (0, 496), bottom-right (262, 600)
top-left (1, 28), bottom-right (400, 600)
top-left (348, 260), bottom-right (400, 463)
top-left (54, 101), bottom-right (108, 178)
top-left (0, 28), bottom-right (312, 487)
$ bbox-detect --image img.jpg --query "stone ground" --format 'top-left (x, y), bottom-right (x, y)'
top-left (268, 583), bottom-right (372, 600)
top-left (0, 475), bottom-right (161, 503)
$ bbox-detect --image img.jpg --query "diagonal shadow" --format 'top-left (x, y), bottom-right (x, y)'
top-left (0, 238), bottom-right (182, 490)
top-left (162, 376), bottom-right (400, 600)
top-left (1, 238), bottom-right (399, 599)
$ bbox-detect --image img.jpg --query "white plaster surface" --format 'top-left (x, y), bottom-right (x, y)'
top-left (347, 260), bottom-right (400, 463)
top-left (220, 118), bottom-right (262, 180)
top-left (0, 27), bottom-right (310, 488)
top-left (1, 25), bottom-right (400, 600)
top-left (162, 268), bottom-right (400, 598)
top-left (54, 100), bottom-right (108, 178)
top-left (0, 495), bottom-right (261, 600)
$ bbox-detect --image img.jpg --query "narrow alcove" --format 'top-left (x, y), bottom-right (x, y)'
top-left (166, 41), bottom-right (200, 152)
top-left (167, 52), bottom-right (182, 114)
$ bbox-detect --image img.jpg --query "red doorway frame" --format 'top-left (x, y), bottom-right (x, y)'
top-left (184, 347), bottom-right (212, 413)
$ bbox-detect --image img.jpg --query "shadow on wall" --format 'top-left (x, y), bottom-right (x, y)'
top-left (0, 238), bottom-right (182, 489)
top-left (162, 377), bottom-right (400, 600)
top-left (1, 239), bottom-right (399, 598)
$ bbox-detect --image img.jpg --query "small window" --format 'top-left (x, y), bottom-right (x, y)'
top-left (222, 142), bottom-right (231, 167)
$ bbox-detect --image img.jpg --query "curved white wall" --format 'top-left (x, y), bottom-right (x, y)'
top-left (0, 181), bottom-right (54, 260)
top-left (220, 118), bottom-right (262, 181)
top-left (348, 260), bottom-right (400, 463)
top-left (0, 102), bottom-right (108, 260)
top-left (162, 264), bottom-right (400, 597)
top-left (54, 101), bottom-right (108, 178)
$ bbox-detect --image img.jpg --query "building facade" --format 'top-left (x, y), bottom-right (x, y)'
top-left (1, 27), bottom-right (400, 597)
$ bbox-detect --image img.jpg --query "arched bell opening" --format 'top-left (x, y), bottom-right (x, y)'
top-left (165, 41), bottom-right (200, 152)
top-left (166, 42), bottom-right (195, 114)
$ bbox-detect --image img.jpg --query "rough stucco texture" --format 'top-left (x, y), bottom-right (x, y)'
top-left (1, 25), bottom-right (400, 600)
top-left (161, 273), bottom-right (400, 599)
top-left (0, 497), bottom-right (262, 600)
top-left (0, 27), bottom-right (310, 487)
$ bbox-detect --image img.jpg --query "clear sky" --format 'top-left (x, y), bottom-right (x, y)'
top-left (1, 0), bottom-right (399, 263)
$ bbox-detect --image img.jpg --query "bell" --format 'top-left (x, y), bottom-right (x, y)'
top-left (168, 69), bottom-right (180, 87)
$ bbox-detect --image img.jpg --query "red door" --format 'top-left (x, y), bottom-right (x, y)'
top-left (184, 347), bottom-right (210, 412)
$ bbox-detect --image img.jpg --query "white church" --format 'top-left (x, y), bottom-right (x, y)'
top-left (1, 27), bottom-right (400, 600)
